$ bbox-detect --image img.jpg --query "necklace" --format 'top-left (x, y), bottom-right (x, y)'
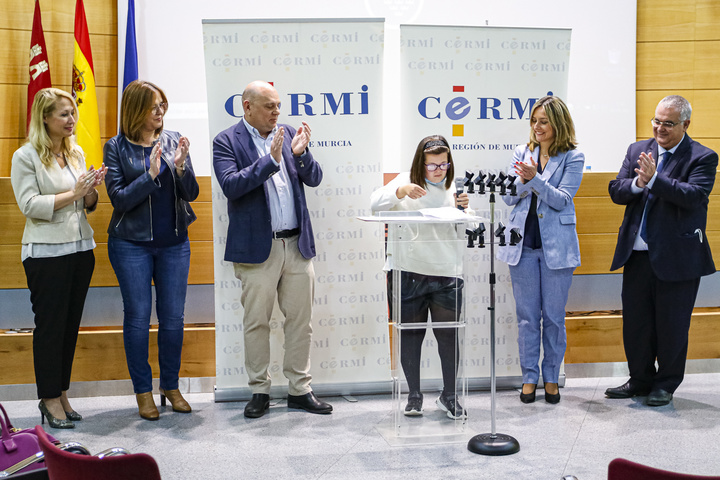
top-left (54, 152), bottom-right (63, 158)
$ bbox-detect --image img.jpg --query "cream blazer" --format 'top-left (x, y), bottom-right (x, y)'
top-left (11, 143), bottom-right (95, 245)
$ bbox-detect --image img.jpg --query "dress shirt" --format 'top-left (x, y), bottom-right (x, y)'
top-left (242, 118), bottom-right (298, 232)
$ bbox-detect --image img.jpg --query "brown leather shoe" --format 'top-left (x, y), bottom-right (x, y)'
top-left (160, 388), bottom-right (192, 413)
top-left (136, 392), bottom-right (160, 420)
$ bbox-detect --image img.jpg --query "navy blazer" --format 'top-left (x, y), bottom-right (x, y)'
top-left (497, 145), bottom-right (585, 269)
top-left (212, 120), bottom-right (323, 264)
top-left (608, 135), bottom-right (717, 281)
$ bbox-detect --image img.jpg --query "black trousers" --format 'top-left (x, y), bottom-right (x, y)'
top-left (389, 271), bottom-right (463, 395)
top-left (23, 250), bottom-right (95, 399)
top-left (621, 251), bottom-right (700, 393)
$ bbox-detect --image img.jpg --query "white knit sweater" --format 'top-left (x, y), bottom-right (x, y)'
top-left (370, 172), bottom-right (466, 277)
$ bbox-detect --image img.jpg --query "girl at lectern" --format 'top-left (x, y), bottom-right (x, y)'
top-left (104, 80), bottom-right (199, 420)
top-left (370, 135), bottom-right (470, 419)
top-left (497, 95), bottom-right (584, 405)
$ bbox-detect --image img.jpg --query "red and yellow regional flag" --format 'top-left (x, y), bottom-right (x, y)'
top-left (72, 0), bottom-right (102, 168)
top-left (28, 0), bottom-right (52, 133)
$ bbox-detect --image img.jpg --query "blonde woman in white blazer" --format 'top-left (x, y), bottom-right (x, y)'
top-left (11, 88), bottom-right (106, 429)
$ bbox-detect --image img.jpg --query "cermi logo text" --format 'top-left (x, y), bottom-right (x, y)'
top-left (417, 86), bottom-right (549, 136)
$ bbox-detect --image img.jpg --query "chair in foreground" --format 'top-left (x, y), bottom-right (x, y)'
top-left (608, 458), bottom-right (720, 480)
top-left (35, 426), bottom-right (162, 480)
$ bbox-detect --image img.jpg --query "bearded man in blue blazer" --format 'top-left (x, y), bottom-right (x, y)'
top-left (607, 95), bottom-right (717, 406)
top-left (213, 80), bottom-right (331, 418)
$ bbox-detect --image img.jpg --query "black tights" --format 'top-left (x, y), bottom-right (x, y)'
top-left (389, 271), bottom-right (462, 395)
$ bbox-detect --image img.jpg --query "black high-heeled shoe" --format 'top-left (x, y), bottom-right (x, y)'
top-left (544, 382), bottom-right (561, 404)
top-left (39, 401), bottom-right (75, 429)
top-left (520, 384), bottom-right (537, 404)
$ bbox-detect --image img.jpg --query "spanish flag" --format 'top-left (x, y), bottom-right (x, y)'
top-left (72, 0), bottom-right (102, 168)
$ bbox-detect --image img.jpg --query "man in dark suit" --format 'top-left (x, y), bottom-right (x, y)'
top-left (606, 95), bottom-right (717, 406)
top-left (213, 80), bottom-right (332, 418)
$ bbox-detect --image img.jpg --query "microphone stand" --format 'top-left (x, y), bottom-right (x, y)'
top-left (467, 174), bottom-right (520, 456)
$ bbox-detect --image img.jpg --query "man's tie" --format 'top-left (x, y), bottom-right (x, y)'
top-left (640, 151), bottom-right (671, 243)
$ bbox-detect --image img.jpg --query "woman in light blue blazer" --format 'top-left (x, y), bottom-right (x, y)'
top-left (497, 95), bottom-right (584, 404)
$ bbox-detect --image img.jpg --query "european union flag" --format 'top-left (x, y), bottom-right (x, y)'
top-left (122, 0), bottom-right (138, 92)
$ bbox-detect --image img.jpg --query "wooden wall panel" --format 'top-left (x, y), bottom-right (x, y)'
top-left (575, 198), bottom-right (624, 235)
top-left (0, 0), bottom-right (117, 34)
top-left (0, 205), bottom-right (25, 245)
top-left (0, 0), bottom-right (118, 179)
top-left (696, 0), bottom-right (720, 40)
top-left (0, 241), bottom-right (214, 290)
top-left (636, 0), bottom-right (696, 42)
top-left (703, 139), bottom-right (720, 156)
top-left (0, 84), bottom-right (118, 140)
top-left (636, 89), bottom-right (720, 141)
top-left (82, 198), bottom-right (212, 243)
top-left (0, 245), bottom-right (26, 289)
top-left (576, 172), bottom-right (616, 196)
top-left (0, 326), bottom-right (215, 385)
top-left (88, 240), bottom-right (214, 288)
top-left (689, 90), bottom-right (720, 139)
top-left (0, 176), bottom-right (214, 290)
top-left (636, 42), bottom-right (695, 90)
top-left (575, 234), bottom-right (617, 275)
top-left (0, 139), bottom-right (26, 177)
top-left (570, 171), bottom-right (719, 275)
top-left (0, 29), bottom-right (117, 86)
top-left (566, 310), bottom-right (720, 364)
top-left (694, 41), bottom-right (720, 89)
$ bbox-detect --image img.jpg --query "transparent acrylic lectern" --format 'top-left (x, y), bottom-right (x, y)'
top-left (360, 208), bottom-right (482, 446)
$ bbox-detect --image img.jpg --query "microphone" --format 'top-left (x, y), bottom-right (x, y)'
top-left (509, 228), bottom-right (523, 246)
top-left (463, 170), bottom-right (475, 194)
top-left (474, 170), bottom-right (487, 194)
top-left (495, 222), bottom-right (507, 246)
top-left (496, 171), bottom-right (508, 196)
top-left (455, 177), bottom-right (466, 210)
top-left (485, 173), bottom-right (497, 192)
top-left (507, 175), bottom-right (518, 196)
top-left (476, 223), bottom-right (486, 248)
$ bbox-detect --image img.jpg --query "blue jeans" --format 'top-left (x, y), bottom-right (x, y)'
top-left (509, 247), bottom-right (574, 385)
top-left (108, 236), bottom-right (190, 394)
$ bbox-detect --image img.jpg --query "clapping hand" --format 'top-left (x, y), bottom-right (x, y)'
top-left (514, 157), bottom-right (537, 184)
top-left (91, 164), bottom-right (108, 187)
top-left (291, 122), bottom-right (311, 156)
top-left (75, 168), bottom-right (97, 197)
top-left (149, 142), bottom-right (162, 179)
top-left (635, 151), bottom-right (656, 188)
top-left (271, 127), bottom-right (285, 163)
top-left (174, 137), bottom-right (190, 170)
